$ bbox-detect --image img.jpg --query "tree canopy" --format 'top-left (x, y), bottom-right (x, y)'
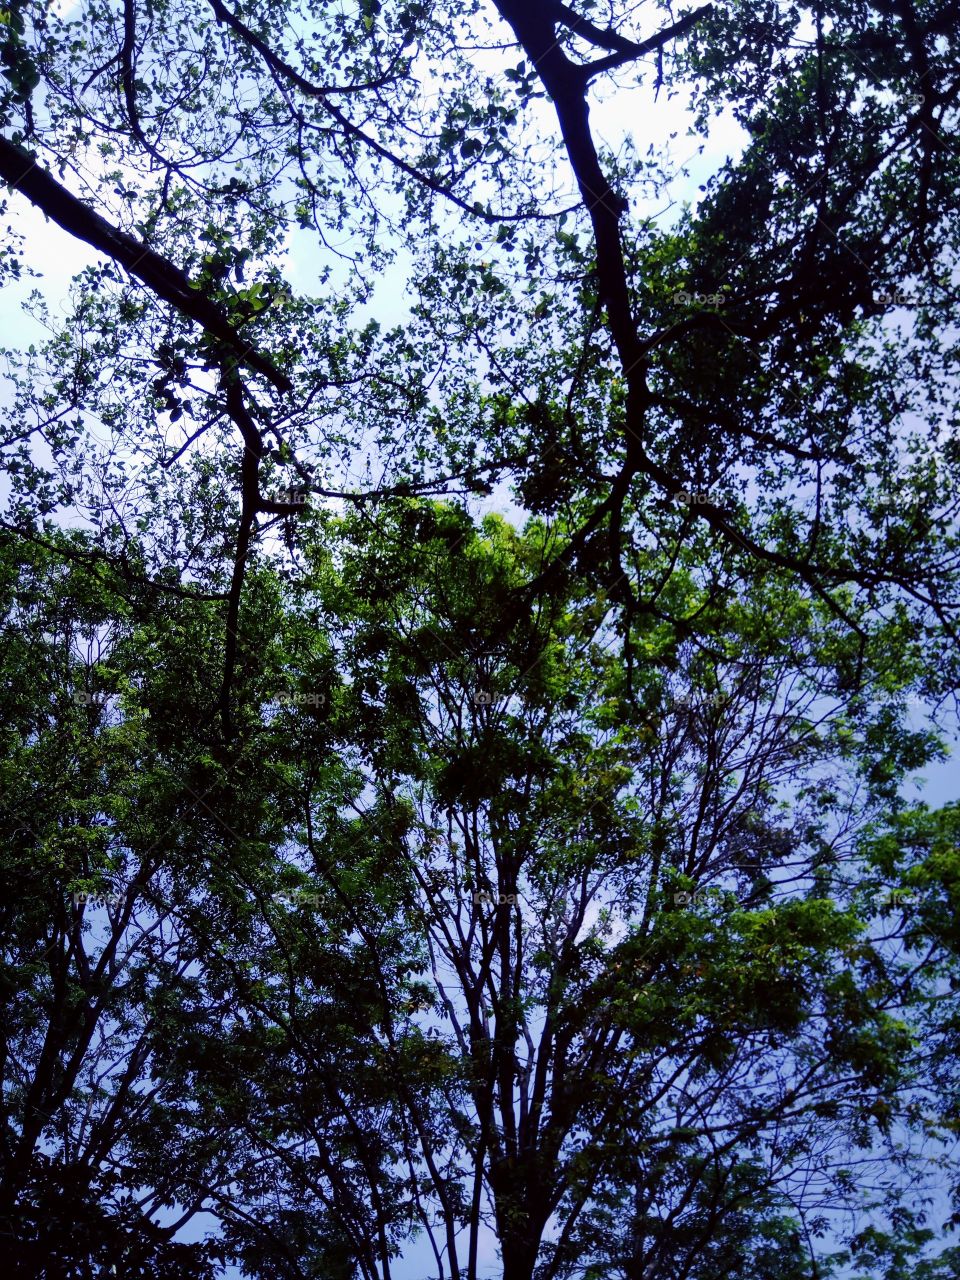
top-left (1, 1), bottom-right (960, 1277)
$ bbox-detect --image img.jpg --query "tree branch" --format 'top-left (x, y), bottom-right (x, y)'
top-left (0, 135), bottom-right (291, 393)
top-left (549, 2), bottom-right (715, 81)
top-left (208, 0), bottom-right (566, 224)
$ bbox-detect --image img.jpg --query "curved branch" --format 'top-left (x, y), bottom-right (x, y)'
top-left (208, 0), bottom-right (568, 224)
top-left (550, 2), bottom-right (716, 81)
top-left (0, 135), bottom-right (291, 393)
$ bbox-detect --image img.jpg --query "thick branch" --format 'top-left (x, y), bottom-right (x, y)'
top-left (0, 135), bottom-right (291, 393)
top-left (550, 2), bottom-right (716, 80)
top-left (217, 376), bottom-right (307, 729)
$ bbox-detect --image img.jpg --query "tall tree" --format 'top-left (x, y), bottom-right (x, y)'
top-left (144, 504), bottom-right (959, 1279)
top-left (1, 1), bottom-right (959, 1276)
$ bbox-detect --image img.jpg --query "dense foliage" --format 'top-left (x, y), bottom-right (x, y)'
top-left (1, 1), bottom-right (960, 1277)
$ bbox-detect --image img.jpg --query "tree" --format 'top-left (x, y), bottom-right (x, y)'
top-left (0, 531), bottom-right (354, 1274)
top-left (75, 502), bottom-right (948, 1279)
top-left (1, 509), bottom-right (958, 1275)
top-left (2, 0), bottom-right (959, 714)
top-left (1, 0), bottom-right (959, 1276)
